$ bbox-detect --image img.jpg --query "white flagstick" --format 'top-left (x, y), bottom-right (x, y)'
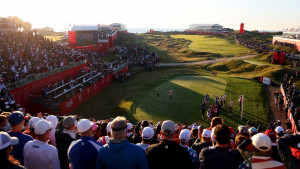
top-left (241, 95), bottom-right (244, 120)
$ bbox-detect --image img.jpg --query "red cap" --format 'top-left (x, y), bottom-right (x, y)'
top-left (265, 129), bottom-right (276, 140)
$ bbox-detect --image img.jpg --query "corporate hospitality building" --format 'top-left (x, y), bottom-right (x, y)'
top-left (273, 29), bottom-right (300, 51)
top-left (188, 24), bottom-right (224, 31)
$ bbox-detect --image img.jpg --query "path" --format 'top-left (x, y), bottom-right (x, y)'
top-left (267, 85), bottom-right (288, 129)
top-left (156, 54), bottom-right (257, 67)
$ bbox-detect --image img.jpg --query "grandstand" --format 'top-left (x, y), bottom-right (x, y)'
top-left (273, 28), bottom-right (300, 51)
top-left (68, 23), bottom-right (127, 52)
top-left (0, 17), bottom-right (18, 32)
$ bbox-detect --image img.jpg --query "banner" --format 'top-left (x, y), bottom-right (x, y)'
top-left (10, 63), bottom-right (87, 110)
top-left (262, 77), bottom-right (271, 85)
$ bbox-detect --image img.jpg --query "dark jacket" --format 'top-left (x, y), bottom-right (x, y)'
top-left (145, 139), bottom-right (193, 169)
top-left (199, 146), bottom-right (239, 169)
top-left (55, 130), bottom-right (80, 169)
top-left (277, 134), bottom-right (300, 169)
top-left (191, 141), bottom-right (212, 155)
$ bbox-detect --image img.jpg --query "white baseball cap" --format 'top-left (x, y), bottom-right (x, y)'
top-left (142, 127), bottom-right (154, 140)
top-left (202, 129), bottom-right (212, 138)
top-left (106, 122), bottom-right (112, 133)
top-left (29, 117), bottom-right (41, 128)
top-left (0, 132), bottom-right (19, 150)
top-left (275, 126), bottom-right (284, 134)
top-left (77, 119), bottom-right (93, 133)
top-left (34, 120), bottom-right (53, 135)
top-left (179, 129), bottom-right (191, 143)
top-left (252, 133), bottom-right (271, 152)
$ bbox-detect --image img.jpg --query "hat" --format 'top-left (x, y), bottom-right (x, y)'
top-left (34, 120), bottom-right (53, 135)
top-left (275, 126), bottom-right (284, 134)
top-left (77, 119), bottom-right (93, 133)
top-left (46, 115), bottom-right (58, 127)
top-left (179, 129), bottom-right (191, 143)
top-left (162, 120), bottom-right (175, 135)
top-left (252, 133), bottom-right (271, 151)
top-left (0, 132), bottom-right (19, 150)
top-left (265, 129), bottom-right (276, 139)
top-left (238, 126), bottom-right (249, 136)
top-left (141, 120), bottom-right (150, 128)
top-left (197, 125), bottom-right (204, 130)
top-left (63, 116), bottom-right (75, 128)
top-left (29, 117), bottom-right (41, 128)
top-left (249, 127), bottom-right (258, 134)
top-left (127, 123), bottom-right (132, 130)
top-left (142, 127), bottom-right (154, 140)
top-left (106, 122), bottom-right (112, 133)
top-left (202, 129), bottom-right (212, 138)
top-left (8, 111), bottom-right (24, 126)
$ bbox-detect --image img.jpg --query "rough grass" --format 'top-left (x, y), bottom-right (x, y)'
top-left (117, 33), bottom-right (255, 63)
top-left (206, 59), bottom-right (283, 80)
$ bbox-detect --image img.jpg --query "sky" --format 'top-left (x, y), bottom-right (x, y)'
top-left (1, 0), bottom-right (299, 32)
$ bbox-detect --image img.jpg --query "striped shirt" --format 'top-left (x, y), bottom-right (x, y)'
top-left (239, 156), bottom-right (286, 169)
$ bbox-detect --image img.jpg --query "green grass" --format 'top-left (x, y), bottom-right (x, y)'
top-left (133, 75), bottom-right (268, 128)
top-left (171, 35), bottom-right (253, 58)
top-left (117, 33), bottom-right (255, 63)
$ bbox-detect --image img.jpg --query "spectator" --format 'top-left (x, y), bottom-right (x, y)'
top-left (0, 114), bottom-right (7, 131)
top-left (136, 126), bottom-right (154, 151)
top-left (0, 131), bottom-right (25, 169)
top-left (275, 126), bottom-right (285, 138)
top-left (23, 120), bottom-right (60, 169)
top-left (46, 115), bottom-right (58, 147)
top-left (199, 125), bottom-right (238, 169)
top-left (132, 120), bottom-right (149, 144)
top-left (96, 116), bottom-right (149, 169)
top-left (146, 120), bottom-right (193, 169)
top-left (126, 122), bottom-right (133, 138)
top-left (55, 116), bottom-right (80, 169)
top-left (97, 121), bottom-right (111, 145)
top-left (207, 117), bottom-right (223, 130)
top-left (233, 135), bottom-right (248, 165)
top-left (238, 125), bottom-right (249, 138)
top-left (277, 134), bottom-right (300, 168)
top-left (239, 133), bottom-right (286, 169)
top-left (23, 117), bottom-right (40, 139)
top-left (8, 111), bottom-right (33, 165)
top-left (248, 127), bottom-right (258, 138)
top-left (179, 129), bottom-right (199, 169)
top-left (188, 127), bottom-right (198, 147)
top-left (68, 119), bottom-right (102, 169)
top-left (192, 129), bottom-right (212, 155)
top-left (265, 129), bottom-right (282, 162)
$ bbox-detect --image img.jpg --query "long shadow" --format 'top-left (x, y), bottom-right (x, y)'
top-left (134, 76), bottom-right (226, 125)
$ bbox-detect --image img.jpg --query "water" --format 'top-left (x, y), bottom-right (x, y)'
top-left (127, 28), bottom-right (185, 34)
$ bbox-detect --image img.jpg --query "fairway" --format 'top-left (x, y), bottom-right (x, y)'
top-left (134, 75), bottom-right (269, 128)
top-left (171, 35), bottom-right (252, 57)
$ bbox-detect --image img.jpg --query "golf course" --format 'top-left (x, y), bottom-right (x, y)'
top-left (71, 32), bottom-right (298, 128)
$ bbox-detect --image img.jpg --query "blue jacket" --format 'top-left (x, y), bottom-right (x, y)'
top-left (68, 136), bottom-right (103, 169)
top-left (96, 139), bottom-right (149, 169)
top-left (8, 132), bottom-right (33, 165)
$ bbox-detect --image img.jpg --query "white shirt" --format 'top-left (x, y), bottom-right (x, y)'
top-left (24, 140), bottom-right (60, 169)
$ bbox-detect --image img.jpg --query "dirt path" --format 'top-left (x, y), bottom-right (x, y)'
top-left (156, 54), bottom-right (257, 67)
top-left (267, 85), bottom-right (287, 129)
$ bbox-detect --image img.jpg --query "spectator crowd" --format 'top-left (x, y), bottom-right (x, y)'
top-left (0, 110), bottom-right (299, 169)
top-left (280, 73), bottom-right (300, 130)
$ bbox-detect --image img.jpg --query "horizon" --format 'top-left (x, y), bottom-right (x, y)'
top-left (1, 0), bottom-right (300, 32)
